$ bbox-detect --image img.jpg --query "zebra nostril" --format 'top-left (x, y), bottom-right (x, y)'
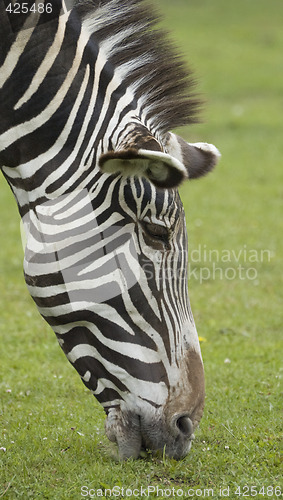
top-left (175, 415), bottom-right (194, 437)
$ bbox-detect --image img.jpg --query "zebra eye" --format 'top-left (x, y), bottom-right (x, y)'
top-left (142, 221), bottom-right (170, 242)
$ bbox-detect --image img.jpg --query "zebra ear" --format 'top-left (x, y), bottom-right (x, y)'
top-left (99, 148), bottom-right (188, 188)
top-left (165, 132), bottom-right (221, 179)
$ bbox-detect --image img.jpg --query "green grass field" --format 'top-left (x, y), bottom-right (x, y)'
top-left (0, 1), bottom-right (282, 498)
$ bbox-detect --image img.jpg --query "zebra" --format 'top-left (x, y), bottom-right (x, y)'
top-left (0, 0), bottom-right (220, 459)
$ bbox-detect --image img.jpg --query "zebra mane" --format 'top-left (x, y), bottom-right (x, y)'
top-left (76, 0), bottom-right (200, 135)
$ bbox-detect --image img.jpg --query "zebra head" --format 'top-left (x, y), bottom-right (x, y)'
top-left (0, 0), bottom-right (220, 459)
top-left (96, 130), bottom-right (220, 459)
top-left (22, 128), bottom-right (219, 460)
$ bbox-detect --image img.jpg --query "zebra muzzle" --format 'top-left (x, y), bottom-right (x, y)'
top-left (105, 407), bottom-right (196, 460)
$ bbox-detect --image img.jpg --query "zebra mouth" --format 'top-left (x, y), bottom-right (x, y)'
top-left (105, 409), bottom-right (195, 460)
top-left (139, 433), bottom-right (195, 460)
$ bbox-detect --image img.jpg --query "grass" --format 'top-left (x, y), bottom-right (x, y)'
top-left (0, 0), bottom-right (282, 498)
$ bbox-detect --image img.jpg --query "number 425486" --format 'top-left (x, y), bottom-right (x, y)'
top-left (6, 3), bottom-right (53, 14)
top-left (234, 485), bottom-right (282, 497)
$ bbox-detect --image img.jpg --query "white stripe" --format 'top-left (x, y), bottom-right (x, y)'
top-left (67, 344), bottom-right (168, 404)
top-left (1, 26), bottom-right (90, 149)
top-left (0, 11), bottom-right (40, 89)
top-left (53, 308), bottom-right (136, 337)
top-left (14, 13), bottom-right (69, 110)
top-left (67, 329), bottom-right (160, 364)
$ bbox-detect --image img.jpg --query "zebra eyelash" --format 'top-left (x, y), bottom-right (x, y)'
top-left (141, 220), bottom-right (170, 244)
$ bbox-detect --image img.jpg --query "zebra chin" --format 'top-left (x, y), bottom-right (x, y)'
top-left (104, 406), bottom-right (201, 461)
